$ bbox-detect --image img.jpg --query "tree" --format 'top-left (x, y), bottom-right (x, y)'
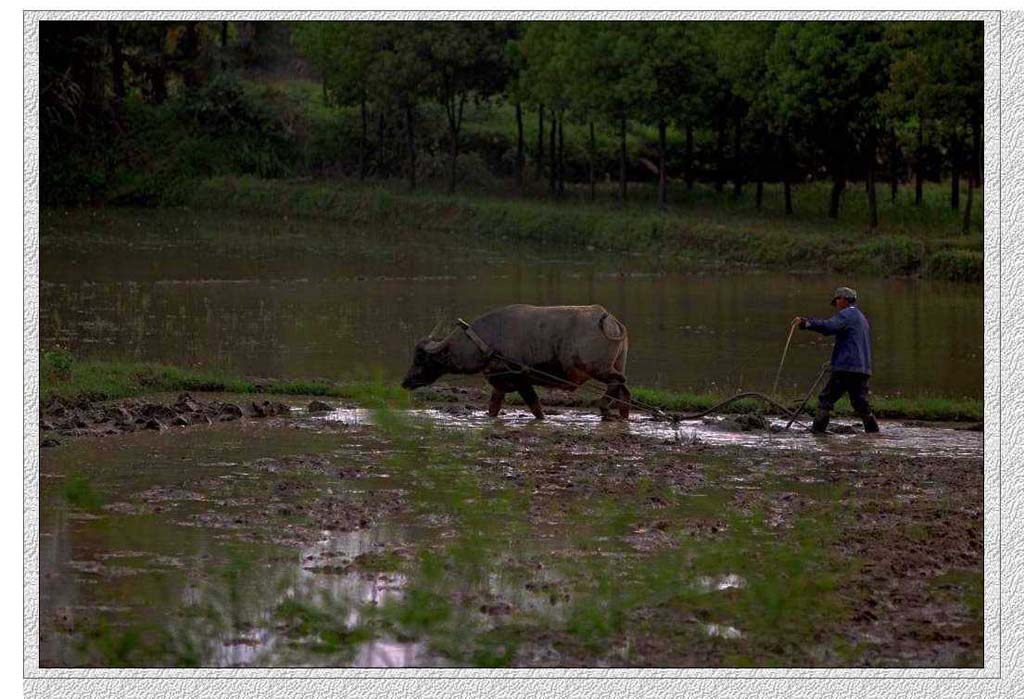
top-left (423, 22), bottom-right (511, 194)
top-left (884, 22), bottom-right (945, 208)
top-left (365, 23), bottom-right (433, 190)
top-left (713, 22), bottom-right (777, 206)
top-left (766, 22), bottom-right (890, 223)
top-left (293, 22), bottom-right (380, 181)
top-left (554, 23), bottom-right (609, 201)
top-left (519, 22), bottom-right (576, 198)
top-left (884, 21), bottom-right (982, 218)
top-left (584, 23), bottom-right (652, 205)
top-left (641, 23), bottom-right (708, 209)
top-left (504, 24), bottom-right (528, 191)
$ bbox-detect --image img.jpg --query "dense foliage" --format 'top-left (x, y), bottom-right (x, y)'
top-left (39, 20), bottom-right (983, 234)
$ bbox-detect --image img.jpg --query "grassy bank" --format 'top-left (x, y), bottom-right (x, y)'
top-left (173, 176), bottom-right (982, 282)
top-left (40, 352), bottom-right (983, 423)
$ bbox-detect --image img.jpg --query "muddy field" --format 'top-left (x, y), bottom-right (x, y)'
top-left (38, 389), bottom-right (983, 668)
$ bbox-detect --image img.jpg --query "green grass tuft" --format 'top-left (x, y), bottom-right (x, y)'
top-left (62, 473), bottom-right (103, 511)
top-left (39, 354), bottom-right (981, 422)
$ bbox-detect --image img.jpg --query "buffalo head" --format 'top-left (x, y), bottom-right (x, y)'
top-left (400, 338), bottom-right (450, 389)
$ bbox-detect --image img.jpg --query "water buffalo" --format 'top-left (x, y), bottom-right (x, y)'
top-left (401, 304), bottom-right (631, 420)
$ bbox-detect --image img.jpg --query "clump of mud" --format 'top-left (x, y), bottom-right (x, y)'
top-left (307, 399), bottom-right (335, 413)
top-left (39, 393), bottom-right (291, 445)
top-left (703, 414), bottom-right (771, 432)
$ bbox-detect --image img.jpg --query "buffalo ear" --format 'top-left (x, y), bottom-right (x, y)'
top-left (424, 339), bottom-right (445, 355)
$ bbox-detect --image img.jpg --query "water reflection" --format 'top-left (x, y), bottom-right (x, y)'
top-left (40, 208), bottom-right (983, 398)
top-left (354, 639), bottom-right (429, 667)
top-left (315, 406), bottom-right (983, 459)
top-left (38, 406), bottom-right (982, 667)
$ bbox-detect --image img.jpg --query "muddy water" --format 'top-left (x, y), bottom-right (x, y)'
top-left (322, 406), bottom-right (984, 459)
top-left (38, 417), bottom-right (437, 667)
top-left (40, 208), bottom-right (982, 398)
top-left (39, 401), bottom-right (983, 667)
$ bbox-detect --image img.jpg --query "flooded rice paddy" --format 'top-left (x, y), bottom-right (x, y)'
top-left (40, 208), bottom-right (983, 398)
top-left (39, 397), bottom-right (983, 668)
top-left (37, 206), bottom-right (984, 667)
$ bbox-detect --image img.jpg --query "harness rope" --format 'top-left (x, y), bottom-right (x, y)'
top-left (454, 318), bottom-right (826, 430)
top-left (773, 318), bottom-right (801, 398)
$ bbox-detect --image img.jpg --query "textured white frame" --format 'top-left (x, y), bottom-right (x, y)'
top-left (22, 9), bottom-right (1010, 697)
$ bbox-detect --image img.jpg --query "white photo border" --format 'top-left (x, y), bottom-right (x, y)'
top-left (22, 7), bottom-right (1009, 695)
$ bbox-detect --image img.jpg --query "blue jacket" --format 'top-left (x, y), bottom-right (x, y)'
top-left (803, 305), bottom-right (872, 375)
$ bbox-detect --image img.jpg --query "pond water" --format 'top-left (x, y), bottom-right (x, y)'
top-left (39, 208), bottom-right (983, 398)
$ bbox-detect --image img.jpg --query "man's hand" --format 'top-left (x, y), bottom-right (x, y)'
top-left (793, 316), bottom-right (808, 329)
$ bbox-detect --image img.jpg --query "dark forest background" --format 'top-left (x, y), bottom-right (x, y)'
top-left (39, 21), bottom-right (983, 234)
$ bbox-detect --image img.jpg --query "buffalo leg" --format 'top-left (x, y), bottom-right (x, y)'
top-left (488, 389), bottom-right (506, 417)
top-left (598, 382), bottom-right (628, 420)
top-left (518, 384), bottom-right (545, 420)
top-left (616, 383), bottom-right (632, 419)
top-left (595, 371), bottom-right (628, 420)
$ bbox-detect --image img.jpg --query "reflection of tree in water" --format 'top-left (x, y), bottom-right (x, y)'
top-left (40, 209), bottom-right (984, 399)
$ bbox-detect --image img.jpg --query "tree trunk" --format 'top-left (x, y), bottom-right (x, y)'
top-left (914, 120), bottom-right (924, 206)
top-left (828, 173), bottom-right (846, 219)
top-left (557, 115), bottom-right (565, 198)
top-left (405, 102), bottom-right (416, 191)
top-left (150, 66), bottom-right (167, 105)
top-left (377, 110), bottom-right (386, 178)
top-left (180, 22), bottom-right (201, 90)
top-left (536, 105), bottom-right (545, 181)
top-left (657, 118), bottom-right (668, 210)
top-left (145, 25), bottom-right (168, 105)
top-left (108, 24), bottom-right (125, 104)
top-left (972, 116), bottom-right (983, 185)
top-left (782, 131), bottom-right (793, 215)
top-left (715, 124), bottom-right (727, 193)
top-left (962, 172), bottom-right (974, 235)
top-left (359, 97), bottom-right (368, 181)
top-left (732, 115), bottom-right (743, 199)
top-left (445, 94), bottom-right (466, 195)
top-left (448, 129), bottom-right (459, 194)
top-left (685, 123), bottom-right (695, 191)
top-left (619, 113), bottom-right (627, 205)
top-left (548, 111), bottom-right (557, 196)
top-left (889, 130), bottom-right (900, 203)
top-left (950, 134), bottom-right (961, 211)
top-left (588, 121), bottom-right (596, 202)
top-left (866, 131), bottom-right (878, 229)
top-left (515, 102), bottom-right (524, 190)
top-left (220, 21), bottom-right (229, 69)
top-left (754, 130), bottom-right (766, 210)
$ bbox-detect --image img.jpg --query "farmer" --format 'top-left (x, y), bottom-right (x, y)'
top-left (794, 286), bottom-right (880, 435)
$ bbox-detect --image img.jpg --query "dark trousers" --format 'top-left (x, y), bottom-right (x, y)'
top-left (818, 370), bottom-right (873, 415)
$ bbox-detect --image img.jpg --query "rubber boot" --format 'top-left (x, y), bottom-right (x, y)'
top-left (861, 413), bottom-right (880, 433)
top-left (811, 408), bottom-right (830, 434)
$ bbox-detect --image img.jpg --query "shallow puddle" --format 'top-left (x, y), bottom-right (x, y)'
top-left (314, 405), bottom-right (983, 459)
top-left (38, 400), bottom-right (982, 668)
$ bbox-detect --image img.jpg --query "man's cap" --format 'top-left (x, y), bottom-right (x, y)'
top-left (830, 286), bottom-right (858, 305)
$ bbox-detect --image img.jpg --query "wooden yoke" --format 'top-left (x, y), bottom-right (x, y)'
top-left (456, 318), bottom-right (495, 359)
